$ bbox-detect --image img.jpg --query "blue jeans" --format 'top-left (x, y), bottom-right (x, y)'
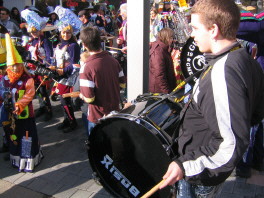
top-left (176, 180), bottom-right (223, 198)
top-left (88, 121), bottom-right (96, 137)
top-left (81, 113), bottom-right (89, 136)
top-left (237, 122), bottom-right (264, 167)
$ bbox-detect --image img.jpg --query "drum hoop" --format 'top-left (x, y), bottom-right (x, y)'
top-left (88, 116), bottom-right (174, 197)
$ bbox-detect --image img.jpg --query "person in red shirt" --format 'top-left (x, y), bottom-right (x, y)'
top-left (79, 27), bottom-right (126, 137)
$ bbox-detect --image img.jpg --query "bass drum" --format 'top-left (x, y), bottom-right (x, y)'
top-left (88, 95), bottom-right (182, 198)
top-left (180, 37), bottom-right (206, 84)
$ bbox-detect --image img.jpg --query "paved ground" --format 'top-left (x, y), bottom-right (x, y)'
top-left (0, 99), bottom-right (263, 198)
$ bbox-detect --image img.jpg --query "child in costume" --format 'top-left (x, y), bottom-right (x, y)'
top-left (0, 24), bottom-right (10, 158)
top-left (21, 9), bottom-right (54, 121)
top-left (2, 33), bottom-right (43, 172)
top-left (49, 6), bottom-right (81, 133)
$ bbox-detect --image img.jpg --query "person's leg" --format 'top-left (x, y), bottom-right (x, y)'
top-left (61, 97), bottom-right (77, 133)
top-left (176, 179), bottom-right (194, 198)
top-left (176, 179), bottom-right (223, 198)
top-left (252, 122), bottom-right (264, 171)
top-left (193, 183), bottom-right (223, 198)
top-left (88, 121), bottom-right (96, 137)
top-left (236, 125), bottom-right (257, 178)
top-left (39, 85), bottom-right (53, 121)
top-left (81, 112), bottom-right (89, 136)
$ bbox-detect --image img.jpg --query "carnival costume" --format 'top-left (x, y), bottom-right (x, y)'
top-left (21, 9), bottom-right (54, 121)
top-left (0, 25), bottom-right (8, 154)
top-left (53, 6), bottom-right (81, 132)
top-left (2, 33), bottom-right (43, 172)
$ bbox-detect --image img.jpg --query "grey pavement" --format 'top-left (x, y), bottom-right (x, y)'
top-left (0, 99), bottom-right (263, 198)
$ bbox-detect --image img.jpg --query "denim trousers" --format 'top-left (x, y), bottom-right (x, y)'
top-left (87, 120), bottom-right (96, 137)
top-left (237, 122), bottom-right (264, 167)
top-left (81, 113), bottom-right (89, 136)
top-left (176, 179), bottom-right (223, 198)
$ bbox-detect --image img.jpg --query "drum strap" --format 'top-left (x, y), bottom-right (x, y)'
top-left (171, 66), bottom-right (211, 143)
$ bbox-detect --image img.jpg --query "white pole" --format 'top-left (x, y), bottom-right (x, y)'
top-left (127, 0), bottom-right (150, 101)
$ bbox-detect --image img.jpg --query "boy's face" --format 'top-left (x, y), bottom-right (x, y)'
top-left (11, 63), bottom-right (23, 73)
top-left (191, 13), bottom-right (212, 53)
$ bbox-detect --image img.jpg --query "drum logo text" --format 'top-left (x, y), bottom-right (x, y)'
top-left (101, 154), bottom-right (140, 197)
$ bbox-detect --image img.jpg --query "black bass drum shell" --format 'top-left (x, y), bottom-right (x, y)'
top-left (88, 96), bottom-right (182, 198)
top-left (180, 37), bottom-right (206, 84)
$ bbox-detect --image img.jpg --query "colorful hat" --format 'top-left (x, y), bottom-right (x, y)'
top-left (5, 33), bottom-right (23, 66)
top-left (21, 9), bottom-right (48, 31)
top-left (54, 6), bottom-right (82, 35)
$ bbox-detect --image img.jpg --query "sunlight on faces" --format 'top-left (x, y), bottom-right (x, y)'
top-left (190, 13), bottom-right (212, 53)
top-left (61, 26), bottom-right (73, 40)
top-left (11, 63), bottom-right (24, 73)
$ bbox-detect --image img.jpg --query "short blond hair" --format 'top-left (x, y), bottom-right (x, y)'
top-left (191, 0), bottom-right (240, 40)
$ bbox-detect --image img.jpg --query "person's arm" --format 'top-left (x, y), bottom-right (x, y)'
top-left (79, 64), bottom-right (95, 104)
top-left (161, 56), bottom-right (252, 187)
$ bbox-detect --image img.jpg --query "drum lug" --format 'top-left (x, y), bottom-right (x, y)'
top-left (163, 144), bottom-right (172, 156)
top-left (108, 110), bottom-right (119, 116)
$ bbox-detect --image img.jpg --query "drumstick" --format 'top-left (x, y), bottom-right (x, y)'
top-left (37, 55), bottom-right (52, 66)
top-left (35, 76), bottom-right (48, 92)
top-left (140, 180), bottom-right (165, 198)
top-left (62, 91), bottom-right (80, 98)
top-left (105, 46), bottom-right (123, 51)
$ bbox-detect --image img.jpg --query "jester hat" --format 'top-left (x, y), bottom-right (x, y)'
top-left (5, 33), bottom-right (22, 66)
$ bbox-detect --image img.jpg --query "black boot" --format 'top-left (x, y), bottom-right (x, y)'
top-left (63, 120), bottom-right (77, 133)
top-left (62, 104), bottom-right (77, 133)
top-left (57, 119), bottom-right (70, 130)
top-left (44, 106), bottom-right (53, 121)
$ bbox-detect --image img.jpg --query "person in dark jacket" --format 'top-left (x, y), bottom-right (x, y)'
top-left (235, 12), bottom-right (264, 178)
top-left (149, 27), bottom-right (176, 94)
top-left (159, 0), bottom-right (264, 197)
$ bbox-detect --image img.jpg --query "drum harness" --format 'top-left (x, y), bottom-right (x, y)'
top-left (140, 67), bottom-right (211, 157)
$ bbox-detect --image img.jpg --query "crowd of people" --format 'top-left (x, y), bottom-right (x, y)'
top-left (0, 0), bottom-right (263, 198)
top-left (0, 2), bottom-right (127, 173)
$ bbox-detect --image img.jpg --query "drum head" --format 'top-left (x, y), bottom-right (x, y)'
top-left (180, 37), bottom-right (206, 84)
top-left (88, 118), bottom-right (172, 198)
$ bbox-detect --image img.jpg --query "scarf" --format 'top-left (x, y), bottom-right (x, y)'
top-left (6, 66), bottom-right (23, 83)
